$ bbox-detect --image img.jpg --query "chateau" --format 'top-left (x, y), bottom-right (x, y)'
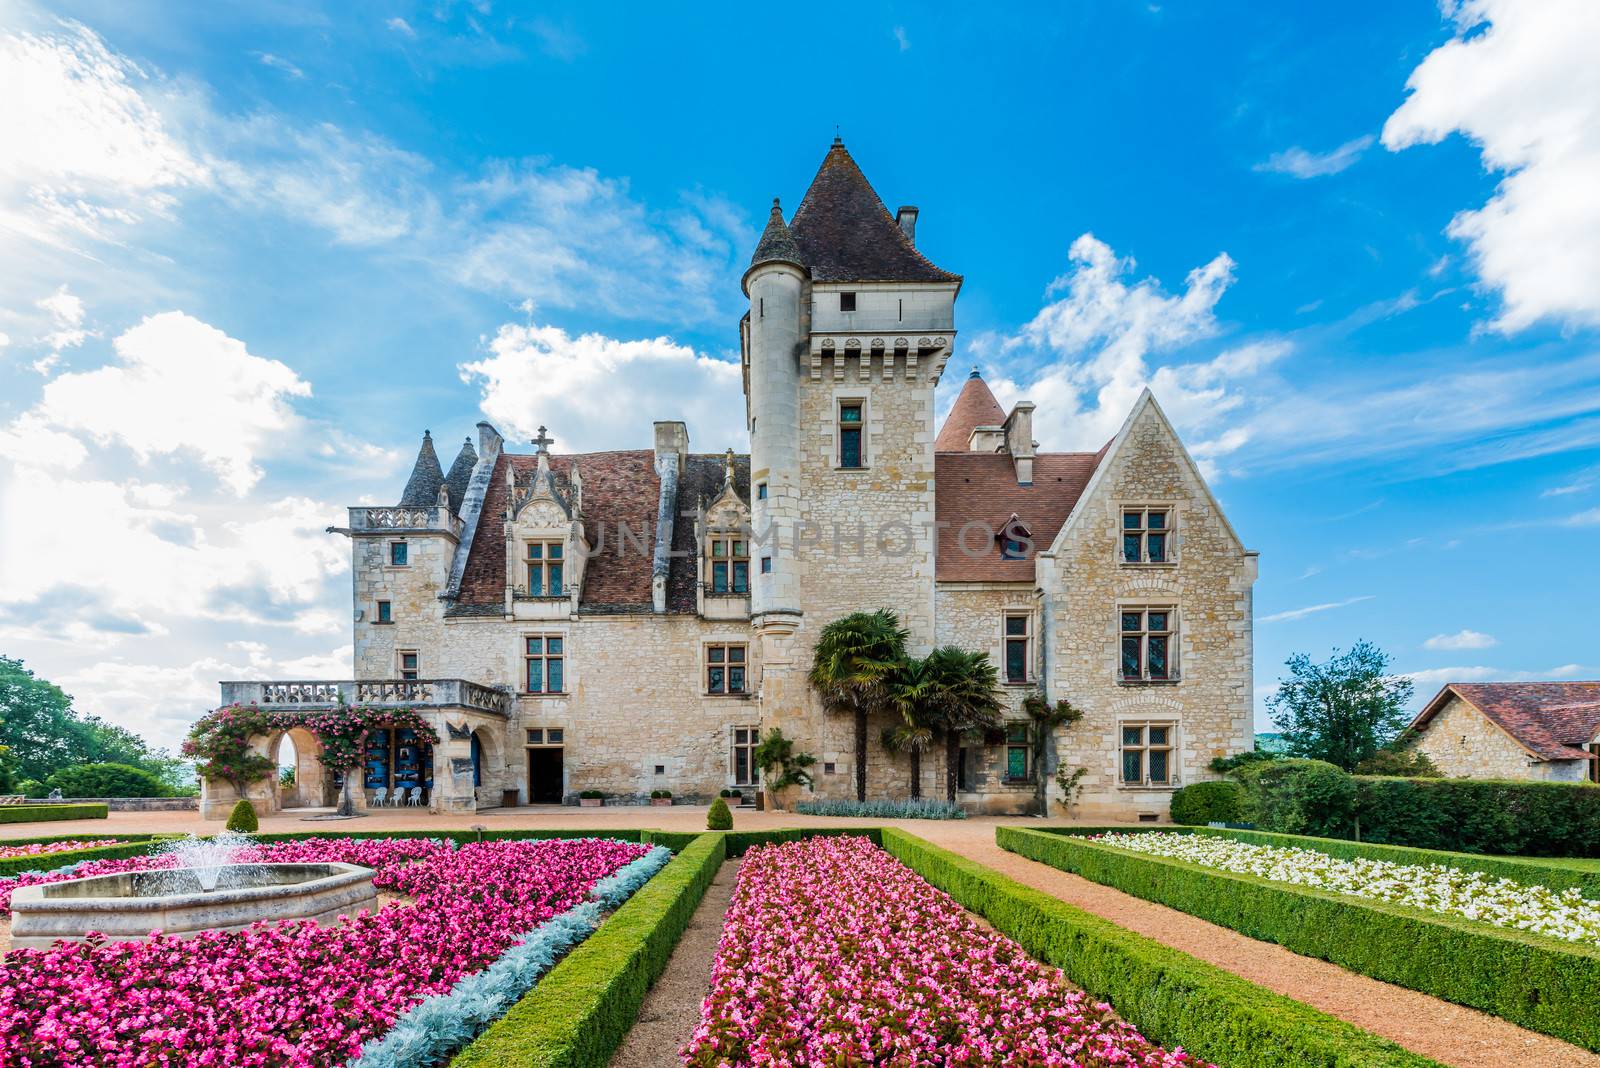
top-left (207, 140), bottom-right (1257, 822)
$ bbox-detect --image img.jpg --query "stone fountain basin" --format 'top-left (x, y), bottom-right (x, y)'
top-left (8, 863), bottom-right (378, 950)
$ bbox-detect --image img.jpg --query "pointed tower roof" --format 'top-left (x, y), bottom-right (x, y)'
top-left (935, 368), bottom-right (1007, 451)
top-left (399, 430), bottom-right (446, 506)
top-left (787, 138), bottom-right (961, 285)
top-left (749, 197), bottom-right (803, 272)
top-left (442, 436), bottom-right (478, 515)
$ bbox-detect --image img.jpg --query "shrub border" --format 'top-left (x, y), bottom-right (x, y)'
top-left (451, 832), bottom-right (726, 1068)
top-left (1000, 826), bottom-right (1600, 1052)
top-left (1036, 825), bottom-right (1600, 897)
top-left (0, 804), bottom-right (108, 825)
top-left (879, 828), bottom-right (1439, 1068)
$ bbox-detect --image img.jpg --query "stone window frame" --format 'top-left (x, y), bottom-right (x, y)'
top-left (1117, 603), bottom-right (1179, 684)
top-left (705, 533), bottom-right (750, 595)
top-left (1001, 610), bottom-right (1034, 685)
top-left (704, 642), bottom-right (750, 696)
top-left (833, 390), bottom-right (870, 471)
top-left (730, 724), bottom-right (760, 787)
top-left (374, 600), bottom-right (393, 625)
top-left (522, 632), bottom-right (567, 695)
top-left (1002, 721), bottom-right (1033, 783)
top-left (1118, 719), bottom-right (1179, 789)
top-left (397, 649), bottom-right (420, 681)
top-left (524, 539), bottom-right (566, 598)
top-left (387, 539), bottom-right (410, 568)
top-left (525, 727), bottom-right (564, 747)
top-left (1118, 502), bottom-right (1178, 567)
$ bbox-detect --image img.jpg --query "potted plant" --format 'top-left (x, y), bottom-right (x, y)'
top-left (719, 788), bottom-right (743, 803)
top-left (578, 789), bottom-right (605, 808)
top-left (650, 789), bottom-right (673, 807)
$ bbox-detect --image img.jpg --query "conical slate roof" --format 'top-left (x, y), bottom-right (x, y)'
top-left (443, 437), bottom-right (478, 515)
top-left (935, 369), bottom-right (1007, 451)
top-left (749, 197), bottom-right (803, 271)
top-left (787, 139), bottom-right (960, 284)
top-left (399, 430), bottom-right (446, 506)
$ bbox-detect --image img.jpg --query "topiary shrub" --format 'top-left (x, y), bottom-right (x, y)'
top-left (44, 762), bottom-right (173, 798)
top-left (706, 797), bottom-right (732, 830)
top-left (1241, 758), bottom-right (1355, 837)
top-left (225, 798), bottom-right (259, 833)
top-left (1354, 748), bottom-right (1440, 777)
top-left (1168, 780), bottom-right (1247, 825)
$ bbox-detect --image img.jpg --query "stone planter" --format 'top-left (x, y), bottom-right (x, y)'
top-left (579, 797), bottom-right (604, 808)
top-left (650, 798), bottom-right (672, 807)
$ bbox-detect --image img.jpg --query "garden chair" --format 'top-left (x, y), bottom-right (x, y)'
top-left (370, 787), bottom-right (388, 807)
top-left (407, 786), bottom-right (424, 806)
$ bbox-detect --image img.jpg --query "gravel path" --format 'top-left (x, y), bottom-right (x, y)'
top-left (910, 821), bottom-right (1600, 1068)
top-left (607, 860), bottom-right (737, 1068)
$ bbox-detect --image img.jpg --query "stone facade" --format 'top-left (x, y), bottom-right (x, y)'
top-left (1412, 694), bottom-right (1588, 781)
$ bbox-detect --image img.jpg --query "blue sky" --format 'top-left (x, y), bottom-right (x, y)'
top-left (1, 0), bottom-right (1598, 751)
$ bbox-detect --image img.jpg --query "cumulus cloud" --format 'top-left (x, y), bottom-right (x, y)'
top-left (1383, 0), bottom-right (1600, 332)
top-left (460, 320), bottom-right (745, 453)
top-left (1256, 135), bottom-right (1375, 178)
top-left (1424, 629), bottom-right (1498, 651)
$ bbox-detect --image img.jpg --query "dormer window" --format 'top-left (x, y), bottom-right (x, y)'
top-left (527, 540), bottom-right (564, 596)
top-left (998, 515), bottom-right (1032, 561)
top-left (839, 292), bottom-right (856, 312)
top-left (709, 535), bottom-right (748, 594)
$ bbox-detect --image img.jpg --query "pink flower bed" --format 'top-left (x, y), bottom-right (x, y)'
top-left (0, 840), bottom-right (121, 860)
top-left (0, 835), bottom-right (646, 1066)
top-left (683, 836), bottom-right (1208, 1067)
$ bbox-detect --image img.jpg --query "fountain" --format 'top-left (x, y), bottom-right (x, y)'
top-left (7, 831), bottom-right (378, 950)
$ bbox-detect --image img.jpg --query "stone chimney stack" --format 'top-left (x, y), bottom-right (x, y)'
top-left (1003, 402), bottom-right (1036, 485)
top-left (653, 421), bottom-right (688, 479)
top-left (896, 205), bottom-right (919, 244)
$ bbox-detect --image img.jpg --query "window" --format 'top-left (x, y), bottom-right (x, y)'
top-left (1004, 723), bottom-right (1032, 782)
top-left (757, 483), bottom-right (767, 500)
top-left (706, 643), bottom-right (747, 694)
top-left (838, 402), bottom-right (863, 469)
top-left (654, 764), bottom-right (665, 775)
top-left (389, 541), bottom-right (408, 566)
top-left (547, 728), bottom-right (563, 744)
top-left (526, 729), bottom-right (543, 745)
top-left (732, 726), bottom-right (759, 785)
top-left (1588, 742), bottom-right (1599, 784)
top-left (1120, 607), bottom-right (1176, 682)
top-left (526, 540), bottom-right (564, 596)
top-left (708, 536), bottom-right (749, 594)
top-left (823, 761), bottom-right (836, 775)
top-left (375, 600), bottom-right (392, 624)
top-left (839, 291), bottom-right (856, 312)
top-left (398, 651), bottom-right (419, 680)
top-left (525, 635), bottom-right (565, 693)
top-left (1003, 613), bottom-right (1031, 683)
top-left (760, 556), bottom-right (772, 574)
top-left (1121, 723), bottom-right (1175, 786)
top-left (1121, 508), bottom-right (1171, 564)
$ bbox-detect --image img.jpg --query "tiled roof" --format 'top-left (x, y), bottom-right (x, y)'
top-left (933, 452), bottom-right (1101, 582)
top-left (442, 437), bottom-right (477, 516)
top-left (398, 431), bottom-right (445, 506)
top-left (1416, 682), bottom-right (1600, 762)
top-left (935, 370), bottom-right (1007, 452)
top-left (787, 140), bottom-right (961, 285)
top-left (748, 198), bottom-right (803, 272)
top-left (451, 450), bottom-right (749, 617)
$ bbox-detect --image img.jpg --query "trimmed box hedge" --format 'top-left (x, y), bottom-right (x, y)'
top-left (0, 837), bottom-right (177, 879)
top-left (452, 831), bottom-right (726, 1068)
top-left (882, 829), bottom-right (1436, 1068)
top-left (0, 803), bottom-right (108, 824)
top-left (1000, 826), bottom-right (1600, 1052)
top-left (1354, 776), bottom-right (1600, 858)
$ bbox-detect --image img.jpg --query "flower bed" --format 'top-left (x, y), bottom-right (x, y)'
top-left (0, 839), bottom-right (121, 860)
top-left (682, 835), bottom-right (1206, 1066)
top-left (1093, 832), bottom-right (1600, 946)
top-left (0, 835), bottom-right (649, 1066)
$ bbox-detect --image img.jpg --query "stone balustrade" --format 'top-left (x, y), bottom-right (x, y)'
top-left (217, 679), bottom-right (511, 716)
top-left (344, 505), bottom-right (464, 539)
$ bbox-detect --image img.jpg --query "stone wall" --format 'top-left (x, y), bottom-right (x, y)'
top-left (1411, 695), bottom-right (1586, 781)
top-left (353, 528), bottom-right (457, 678)
top-left (1039, 398), bottom-right (1255, 822)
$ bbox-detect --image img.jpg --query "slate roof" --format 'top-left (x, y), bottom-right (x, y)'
top-left (442, 437), bottom-right (477, 516)
top-left (1413, 682), bottom-right (1600, 763)
top-left (933, 452), bottom-right (1102, 582)
top-left (449, 450), bottom-right (749, 617)
top-left (748, 198), bottom-right (803, 273)
top-left (399, 431), bottom-right (445, 506)
top-left (936, 370), bottom-right (1008, 452)
top-left (786, 140), bottom-right (961, 285)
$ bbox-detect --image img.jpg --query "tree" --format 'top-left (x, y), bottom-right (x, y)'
top-left (45, 762), bottom-right (173, 798)
top-left (920, 647), bottom-right (1003, 803)
top-left (884, 656), bottom-right (941, 799)
top-left (1267, 642), bottom-right (1415, 772)
top-left (809, 610), bottom-right (908, 801)
top-left (1023, 692), bottom-right (1082, 816)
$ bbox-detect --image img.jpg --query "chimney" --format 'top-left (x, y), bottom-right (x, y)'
top-left (1003, 402), bottom-right (1036, 485)
top-left (896, 205), bottom-right (919, 244)
top-left (653, 420), bottom-right (688, 478)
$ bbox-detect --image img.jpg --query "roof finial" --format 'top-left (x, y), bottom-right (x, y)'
top-left (833, 124), bottom-right (841, 145)
top-left (723, 446), bottom-right (736, 489)
top-left (532, 425), bottom-right (554, 454)
top-left (969, 365), bottom-right (981, 379)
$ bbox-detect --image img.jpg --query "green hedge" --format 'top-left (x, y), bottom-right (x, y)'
top-left (1354, 776), bottom-right (1600, 857)
top-left (0, 804), bottom-right (108, 825)
top-left (452, 832), bottom-right (725, 1068)
top-left (1036, 825), bottom-right (1600, 897)
top-left (0, 836), bottom-right (176, 879)
top-left (882, 829), bottom-right (1435, 1067)
top-left (1169, 780), bottom-right (1248, 825)
top-left (1000, 827), bottom-right (1600, 1051)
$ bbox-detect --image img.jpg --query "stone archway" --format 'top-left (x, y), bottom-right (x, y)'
top-left (269, 727), bottom-right (331, 809)
top-left (469, 726), bottom-right (504, 808)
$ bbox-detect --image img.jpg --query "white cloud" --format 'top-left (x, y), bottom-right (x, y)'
top-left (35, 283), bottom-right (88, 349)
top-left (460, 320), bottom-right (745, 453)
top-left (386, 17), bottom-right (417, 38)
top-left (20, 311), bottom-right (310, 494)
top-left (893, 26), bottom-right (911, 51)
top-left (1259, 595), bottom-right (1374, 624)
top-left (1383, 0), bottom-right (1600, 332)
top-left (530, 18), bottom-right (585, 61)
top-left (1403, 663), bottom-right (1587, 692)
top-left (1561, 507), bottom-right (1600, 527)
top-left (1424, 629), bottom-right (1498, 651)
top-left (254, 52), bottom-right (305, 79)
top-left (1256, 135), bottom-right (1374, 178)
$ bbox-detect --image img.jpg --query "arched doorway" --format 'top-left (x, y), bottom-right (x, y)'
top-left (470, 732), bottom-right (483, 788)
top-left (270, 727), bottom-right (329, 809)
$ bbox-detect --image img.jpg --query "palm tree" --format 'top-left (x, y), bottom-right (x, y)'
top-left (921, 646), bottom-right (1004, 803)
top-left (809, 609), bottom-right (908, 802)
top-left (884, 656), bottom-right (938, 799)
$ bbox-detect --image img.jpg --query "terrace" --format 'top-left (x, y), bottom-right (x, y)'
top-left (218, 678), bottom-right (512, 716)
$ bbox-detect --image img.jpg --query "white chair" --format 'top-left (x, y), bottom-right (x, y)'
top-left (407, 786), bottom-right (424, 806)
top-left (370, 787), bottom-right (388, 807)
